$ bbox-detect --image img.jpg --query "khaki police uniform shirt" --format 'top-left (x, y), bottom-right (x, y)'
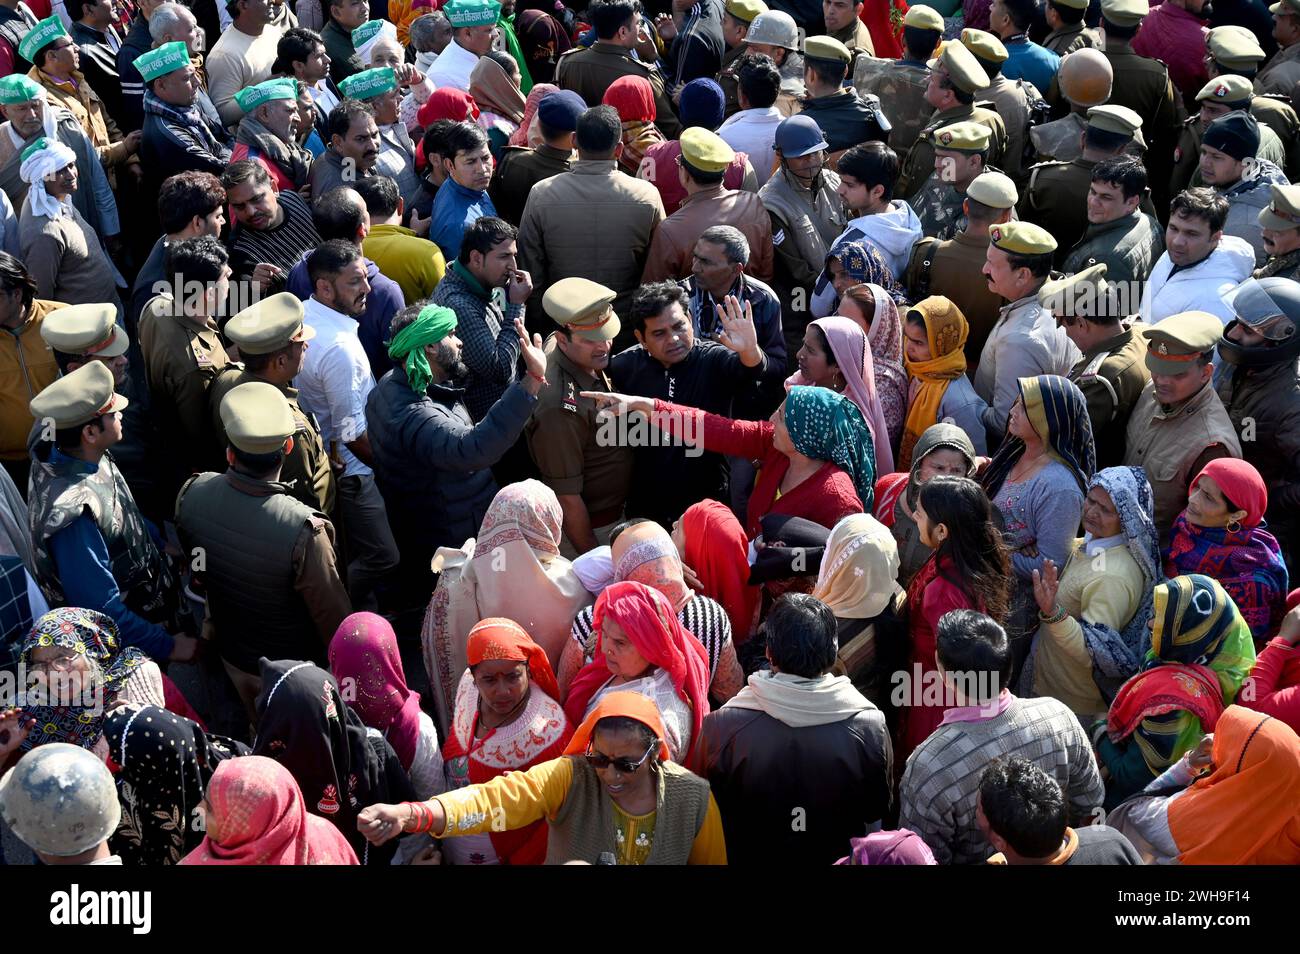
top-left (526, 344), bottom-right (633, 518)
top-left (208, 366), bottom-right (337, 516)
top-left (1042, 22), bottom-right (1100, 56)
top-left (1255, 40), bottom-right (1300, 98)
top-left (905, 230), bottom-right (1006, 367)
top-left (556, 41), bottom-right (682, 138)
top-left (1067, 320), bottom-right (1150, 468)
top-left (137, 295), bottom-right (230, 476)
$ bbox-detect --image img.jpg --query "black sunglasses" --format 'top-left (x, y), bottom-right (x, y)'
top-left (585, 738), bottom-right (659, 774)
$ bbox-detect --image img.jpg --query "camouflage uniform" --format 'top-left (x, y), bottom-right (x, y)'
top-left (913, 175), bottom-right (970, 239)
top-left (897, 103), bottom-right (1008, 200)
top-left (1254, 247), bottom-right (1300, 281)
top-left (852, 56), bottom-right (934, 168)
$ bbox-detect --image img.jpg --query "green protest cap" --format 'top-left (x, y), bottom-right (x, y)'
top-left (18, 15), bottom-right (67, 64)
top-left (338, 67), bottom-right (398, 101)
top-left (234, 78), bottom-right (299, 113)
top-left (39, 303), bottom-right (129, 359)
top-left (134, 41), bottom-right (191, 83)
top-left (29, 361), bottom-right (128, 429)
top-left (224, 292), bottom-right (316, 354)
top-left (444, 0), bottom-right (502, 27)
top-left (0, 74), bottom-right (43, 105)
top-left (220, 381), bottom-right (296, 454)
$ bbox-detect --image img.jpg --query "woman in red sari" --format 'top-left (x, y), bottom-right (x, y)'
top-left (898, 475), bottom-right (1011, 761)
top-left (439, 618), bottom-right (573, 865)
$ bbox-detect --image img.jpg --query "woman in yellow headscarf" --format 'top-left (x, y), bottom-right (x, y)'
top-left (900, 296), bottom-right (988, 468)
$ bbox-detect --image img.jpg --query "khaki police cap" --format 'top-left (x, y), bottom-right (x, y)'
top-left (932, 120), bottom-right (992, 152)
top-left (988, 220), bottom-right (1057, 255)
top-left (1196, 75), bottom-right (1253, 106)
top-left (29, 360), bottom-right (127, 430)
top-left (966, 170), bottom-right (1018, 209)
top-left (904, 4), bottom-right (944, 30)
top-left (1086, 103), bottom-right (1146, 148)
top-left (543, 277), bottom-right (621, 342)
top-left (219, 381), bottom-right (296, 455)
top-left (680, 126), bottom-right (735, 172)
top-left (725, 0), bottom-right (767, 23)
top-left (39, 303), bottom-right (128, 359)
top-left (960, 28), bottom-right (1008, 64)
top-left (224, 292), bottom-right (316, 355)
top-left (1207, 26), bottom-right (1265, 68)
top-left (1141, 312), bottom-right (1224, 375)
top-left (1038, 263), bottom-right (1117, 319)
top-left (804, 35), bottom-right (851, 63)
top-left (1258, 182), bottom-right (1300, 231)
top-left (1101, 0), bottom-right (1148, 26)
top-left (1271, 0), bottom-right (1300, 16)
top-left (928, 40), bottom-right (990, 94)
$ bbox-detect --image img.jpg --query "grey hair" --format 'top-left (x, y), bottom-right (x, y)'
top-left (411, 12), bottom-right (450, 49)
top-left (699, 225), bottom-right (749, 266)
top-left (149, 1), bottom-right (195, 42)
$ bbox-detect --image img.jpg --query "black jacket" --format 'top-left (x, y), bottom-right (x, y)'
top-left (692, 699), bottom-right (894, 866)
top-left (139, 90), bottom-right (233, 202)
top-left (71, 22), bottom-right (124, 124)
top-left (116, 15), bottom-right (154, 132)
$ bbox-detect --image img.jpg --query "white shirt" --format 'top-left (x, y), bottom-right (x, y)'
top-left (718, 106), bottom-right (783, 186)
top-left (310, 79), bottom-right (341, 119)
top-left (426, 38), bottom-right (480, 93)
top-left (297, 297), bottom-right (376, 479)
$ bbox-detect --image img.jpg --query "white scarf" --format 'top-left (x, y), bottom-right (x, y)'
top-left (19, 139), bottom-right (77, 220)
top-left (723, 670), bottom-right (875, 728)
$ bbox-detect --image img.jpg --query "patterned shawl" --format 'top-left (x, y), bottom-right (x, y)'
top-left (785, 385), bottom-right (877, 510)
top-left (105, 706), bottom-right (248, 865)
top-left (1083, 467), bottom-right (1163, 702)
top-left (982, 375), bottom-right (1096, 498)
top-left (508, 81), bottom-right (558, 147)
top-left (19, 607), bottom-right (148, 752)
top-left (613, 519), bottom-right (692, 611)
top-left (862, 281), bottom-right (909, 454)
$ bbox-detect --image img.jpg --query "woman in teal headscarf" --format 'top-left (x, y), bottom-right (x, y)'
top-left (1097, 574), bottom-right (1256, 809)
top-left (586, 385), bottom-right (874, 540)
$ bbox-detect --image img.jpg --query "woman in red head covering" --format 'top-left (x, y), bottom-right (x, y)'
top-left (437, 618), bottom-right (573, 865)
top-left (675, 500), bottom-right (761, 643)
top-left (1166, 458), bottom-right (1289, 644)
top-left (359, 691), bottom-right (727, 865)
top-left (601, 74), bottom-right (667, 175)
top-left (563, 581), bottom-right (711, 763)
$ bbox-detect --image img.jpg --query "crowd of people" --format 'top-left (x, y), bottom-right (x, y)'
top-left (0, 0), bottom-right (1299, 868)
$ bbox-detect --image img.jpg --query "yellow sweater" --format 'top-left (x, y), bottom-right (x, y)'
top-left (433, 756), bottom-right (728, 865)
top-left (1033, 538), bottom-right (1144, 718)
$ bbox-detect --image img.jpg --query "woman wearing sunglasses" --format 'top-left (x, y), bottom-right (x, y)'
top-left (357, 692), bottom-right (728, 865)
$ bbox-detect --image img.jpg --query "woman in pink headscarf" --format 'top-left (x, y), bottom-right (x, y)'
top-left (329, 612), bottom-right (444, 801)
top-left (508, 82), bottom-right (560, 148)
top-left (563, 581), bottom-right (711, 763)
top-left (180, 757), bottom-right (358, 866)
top-left (785, 315), bottom-right (895, 475)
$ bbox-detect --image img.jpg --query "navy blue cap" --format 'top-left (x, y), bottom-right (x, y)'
top-left (537, 89), bottom-right (586, 132)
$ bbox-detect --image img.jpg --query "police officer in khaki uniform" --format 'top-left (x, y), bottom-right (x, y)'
top-left (1205, 27), bottom-right (1300, 180)
top-left (1042, 0), bottom-right (1100, 55)
top-left (1028, 48), bottom-right (1112, 164)
top-left (913, 121), bottom-right (994, 240)
top-left (853, 5), bottom-right (944, 167)
top-left (1190, 76), bottom-right (1294, 178)
top-left (1256, 0), bottom-right (1300, 97)
top-left (1256, 183), bottom-right (1300, 280)
top-left (525, 277), bottom-right (633, 557)
top-left (897, 40), bottom-right (1009, 200)
top-left (718, 0), bottom-right (768, 117)
top-left (1097, 0), bottom-right (1183, 212)
top-left (208, 293), bottom-right (335, 517)
top-left (1020, 104), bottom-right (1149, 263)
top-left (797, 36), bottom-right (890, 154)
top-left (961, 29), bottom-right (1031, 182)
top-left (39, 303), bottom-right (167, 523)
top-left (1040, 264), bottom-right (1150, 467)
top-left (555, 1), bottom-right (682, 138)
top-left (1122, 311), bottom-right (1242, 543)
top-left (177, 381), bottom-right (352, 715)
top-left (906, 170), bottom-right (1018, 365)
top-left (138, 287), bottom-right (231, 508)
top-left (489, 89), bottom-right (583, 227)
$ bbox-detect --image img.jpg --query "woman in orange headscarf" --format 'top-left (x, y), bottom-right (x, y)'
top-left (602, 74), bottom-right (666, 175)
top-left (359, 692), bottom-right (727, 865)
top-left (437, 618), bottom-right (574, 865)
top-left (1107, 705), bottom-right (1300, 864)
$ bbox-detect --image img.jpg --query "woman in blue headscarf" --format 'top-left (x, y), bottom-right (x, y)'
top-left (1025, 466), bottom-right (1163, 719)
top-left (586, 385), bottom-right (874, 540)
top-left (981, 375), bottom-right (1097, 684)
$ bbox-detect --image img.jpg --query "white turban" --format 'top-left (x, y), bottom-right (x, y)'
top-left (19, 138), bottom-right (77, 220)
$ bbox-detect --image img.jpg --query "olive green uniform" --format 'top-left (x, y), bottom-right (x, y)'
top-left (556, 41), bottom-right (682, 138)
top-left (897, 103), bottom-right (1008, 200)
top-left (852, 56), bottom-right (935, 168)
top-left (905, 230), bottom-right (1007, 366)
top-left (1043, 22), bottom-right (1100, 56)
top-left (489, 142), bottom-right (575, 227)
top-left (1067, 320), bottom-right (1150, 467)
top-left (1101, 39), bottom-right (1184, 210)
